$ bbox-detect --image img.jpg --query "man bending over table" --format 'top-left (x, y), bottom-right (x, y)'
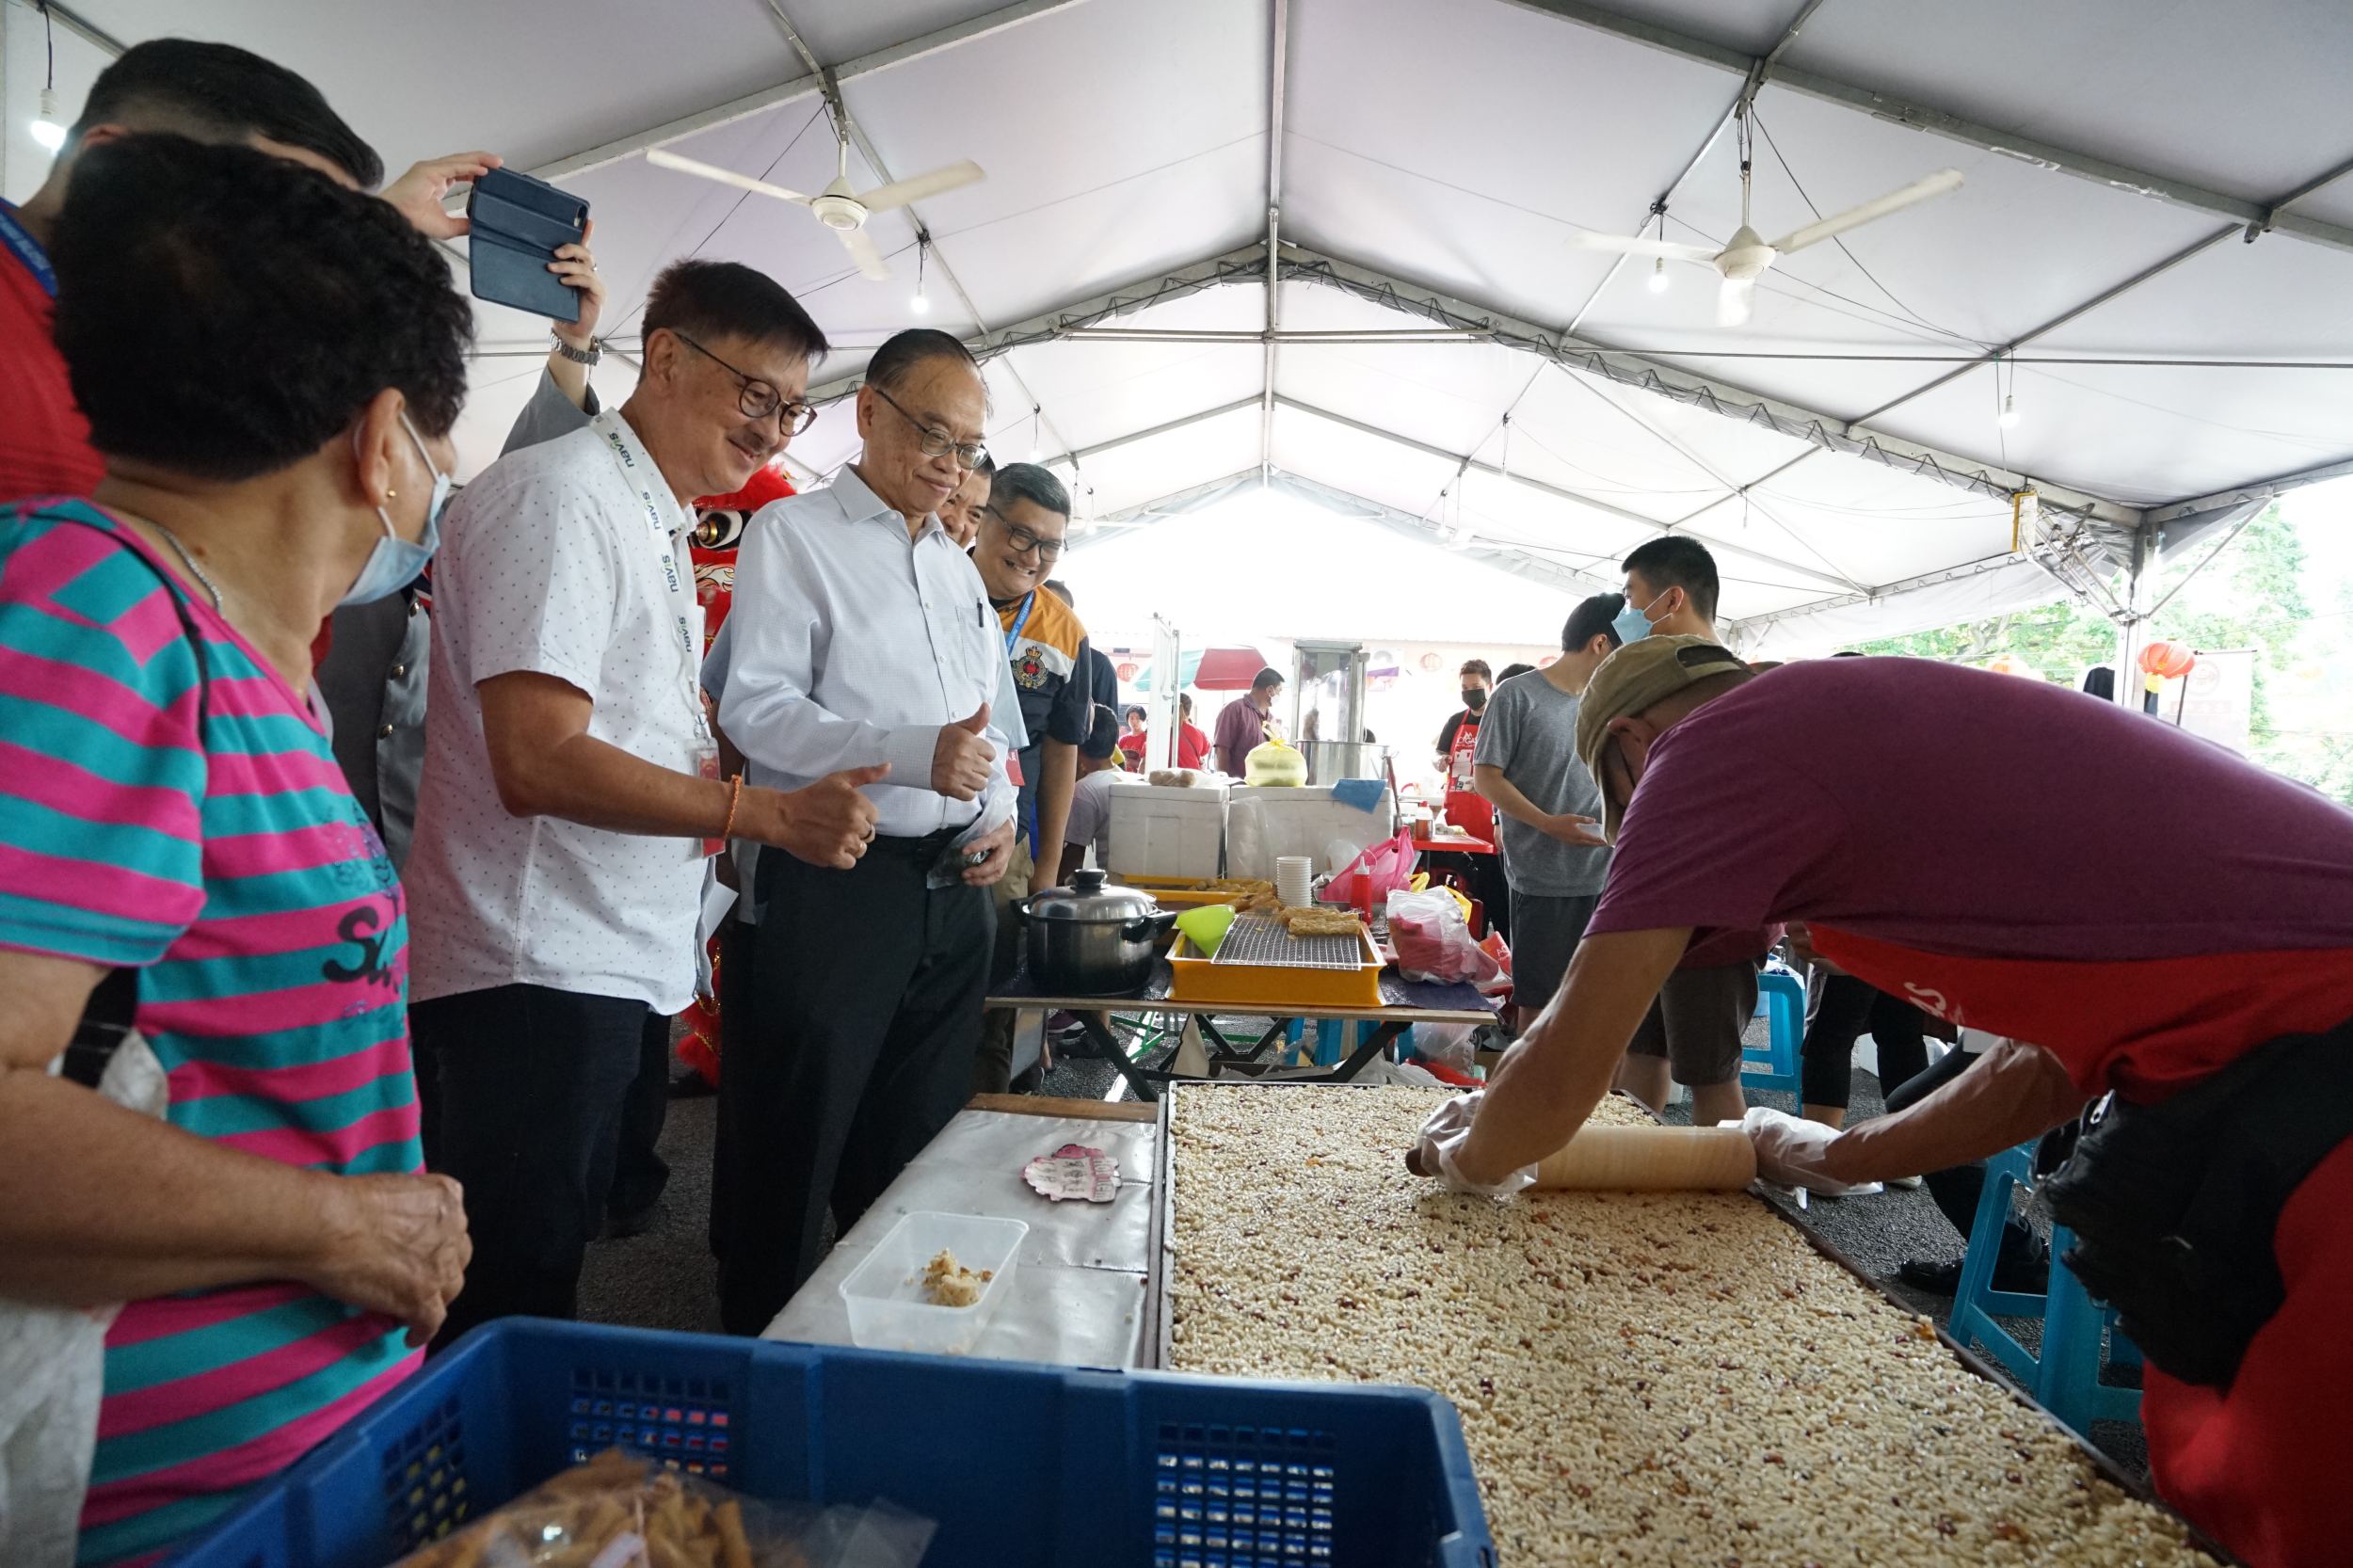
top-left (1409, 633), bottom-right (2353, 1568)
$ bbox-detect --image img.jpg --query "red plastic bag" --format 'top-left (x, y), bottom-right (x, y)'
top-left (1386, 889), bottom-right (1500, 984)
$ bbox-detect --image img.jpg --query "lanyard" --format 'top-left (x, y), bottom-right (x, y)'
top-left (589, 410), bottom-right (710, 745)
top-left (0, 202), bottom-right (56, 298)
top-left (1002, 591), bottom-right (1036, 657)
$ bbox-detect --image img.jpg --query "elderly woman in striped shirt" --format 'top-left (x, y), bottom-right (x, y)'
top-left (0, 137), bottom-right (473, 1568)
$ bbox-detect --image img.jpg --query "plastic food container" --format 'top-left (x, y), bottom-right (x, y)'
top-left (839, 1211), bottom-right (1028, 1354)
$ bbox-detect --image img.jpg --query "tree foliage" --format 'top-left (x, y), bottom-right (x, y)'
top-left (1853, 506), bottom-right (2350, 804)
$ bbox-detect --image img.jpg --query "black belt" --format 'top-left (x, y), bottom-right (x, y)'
top-left (866, 824), bottom-right (978, 858)
top-left (2042, 1012), bottom-right (2353, 1390)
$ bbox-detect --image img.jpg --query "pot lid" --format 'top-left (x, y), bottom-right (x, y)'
top-left (1028, 868), bottom-right (1160, 921)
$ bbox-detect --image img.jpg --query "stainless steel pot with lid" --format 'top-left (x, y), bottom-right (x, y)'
top-left (1015, 869), bottom-right (1176, 996)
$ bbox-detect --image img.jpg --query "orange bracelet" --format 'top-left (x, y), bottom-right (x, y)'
top-left (719, 773), bottom-right (744, 840)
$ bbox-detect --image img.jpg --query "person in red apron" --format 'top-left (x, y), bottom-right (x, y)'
top-left (1415, 636), bottom-right (2353, 1568)
top-left (676, 464), bottom-right (796, 1088)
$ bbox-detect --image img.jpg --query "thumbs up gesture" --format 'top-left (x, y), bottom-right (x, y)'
top-left (932, 701), bottom-right (996, 801)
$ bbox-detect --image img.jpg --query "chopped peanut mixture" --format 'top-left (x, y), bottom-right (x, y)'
top-left (1167, 1086), bottom-right (2215, 1566)
top-left (920, 1248), bottom-right (993, 1308)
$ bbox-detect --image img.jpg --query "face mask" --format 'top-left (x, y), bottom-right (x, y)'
top-left (343, 412), bottom-right (452, 607)
top-left (1463, 687), bottom-right (1487, 710)
top-left (1611, 589), bottom-right (1670, 646)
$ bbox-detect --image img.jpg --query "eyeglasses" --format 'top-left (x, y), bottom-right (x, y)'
top-left (870, 384), bottom-right (988, 472)
top-left (675, 332), bottom-right (818, 435)
top-left (983, 504), bottom-right (1065, 561)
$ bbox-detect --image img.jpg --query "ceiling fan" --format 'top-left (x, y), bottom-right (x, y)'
top-left (646, 126), bottom-right (983, 283)
top-left (1573, 136), bottom-right (1961, 328)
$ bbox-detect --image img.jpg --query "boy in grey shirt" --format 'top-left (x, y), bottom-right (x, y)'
top-left (1473, 594), bottom-right (1625, 1028)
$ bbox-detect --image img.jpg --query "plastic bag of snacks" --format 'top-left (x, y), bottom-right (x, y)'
top-left (1385, 888), bottom-right (1499, 985)
top-left (387, 1448), bottom-right (935, 1568)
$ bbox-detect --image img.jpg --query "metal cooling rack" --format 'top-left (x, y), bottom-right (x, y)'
top-left (1211, 914), bottom-right (1366, 970)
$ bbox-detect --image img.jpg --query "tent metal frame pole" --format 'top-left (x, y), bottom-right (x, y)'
top-left (1275, 241), bottom-right (2140, 531)
top-left (1493, 0), bottom-right (2353, 253)
top-left (526, 0), bottom-right (1096, 183)
top-left (1273, 393), bottom-right (1852, 593)
top-left (1259, 0), bottom-right (1289, 482)
top-left (2112, 529), bottom-right (2154, 710)
top-left (2146, 453), bottom-right (2353, 525)
top-left (10, 0), bottom-right (123, 57)
top-left (2146, 502), bottom-right (2264, 619)
top-left (1077, 468), bottom-right (1610, 600)
top-left (821, 240), bottom-right (2130, 527)
top-left (799, 245), bottom-right (1267, 405)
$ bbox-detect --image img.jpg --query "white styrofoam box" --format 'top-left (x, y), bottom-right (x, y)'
top-left (1106, 776), bottom-right (1228, 880)
top-left (1225, 784), bottom-right (1394, 882)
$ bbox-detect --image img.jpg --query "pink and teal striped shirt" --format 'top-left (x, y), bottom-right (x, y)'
top-left (0, 501), bottom-right (423, 1567)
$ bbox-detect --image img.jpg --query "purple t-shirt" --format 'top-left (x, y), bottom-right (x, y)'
top-left (1213, 696), bottom-right (1268, 776)
top-left (1586, 657), bottom-right (2353, 1096)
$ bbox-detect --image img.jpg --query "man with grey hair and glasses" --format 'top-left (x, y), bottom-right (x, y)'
top-left (709, 327), bottom-right (1016, 1333)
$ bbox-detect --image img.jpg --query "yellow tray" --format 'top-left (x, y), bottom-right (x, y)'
top-left (1166, 928), bottom-right (1385, 1009)
top-left (1122, 875), bottom-right (1257, 910)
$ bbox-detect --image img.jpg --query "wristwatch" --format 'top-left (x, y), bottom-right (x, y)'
top-left (552, 334), bottom-right (601, 366)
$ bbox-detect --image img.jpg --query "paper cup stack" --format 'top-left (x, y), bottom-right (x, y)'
top-left (1275, 856), bottom-right (1314, 910)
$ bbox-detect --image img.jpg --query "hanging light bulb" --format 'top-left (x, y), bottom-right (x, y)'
top-left (1998, 392), bottom-right (2020, 430)
top-left (31, 89), bottom-right (68, 153)
top-left (31, 88), bottom-right (67, 154)
top-left (908, 235), bottom-right (930, 314)
top-left (1026, 405), bottom-right (1042, 462)
top-left (1646, 257), bottom-right (1670, 295)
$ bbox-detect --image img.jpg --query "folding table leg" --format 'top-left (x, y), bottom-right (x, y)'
top-left (1076, 1013), bottom-right (1160, 1102)
top-left (1326, 1023), bottom-right (1408, 1081)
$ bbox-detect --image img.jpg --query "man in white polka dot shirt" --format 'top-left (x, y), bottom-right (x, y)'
top-left (405, 261), bottom-right (881, 1344)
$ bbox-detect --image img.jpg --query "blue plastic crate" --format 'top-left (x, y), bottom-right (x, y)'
top-left (168, 1320), bottom-right (1493, 1568)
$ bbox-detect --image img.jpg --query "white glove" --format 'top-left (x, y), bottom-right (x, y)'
top-left (1737, 1107), bottom-right (1874, 1196)
top-left (1414, 1090), bottom-right (1538, 1198)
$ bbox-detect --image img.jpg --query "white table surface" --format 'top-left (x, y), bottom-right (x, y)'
top-left (761, 1108), bottom-right (1159, 1368)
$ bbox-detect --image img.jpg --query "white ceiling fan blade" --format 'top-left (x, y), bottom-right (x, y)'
top-left (1769, 168), bottom-right (1962, 254)
top-left (857, 159), bottom-right (984, 213)
top-left (1568, 232), bottom-right (1720, 263)
top-left (837, 226), bottom-right (891, 282)
top-left (1716, 276), bottom-right (1756, 328)
top-left (645, 148), bottom-right (812, 205)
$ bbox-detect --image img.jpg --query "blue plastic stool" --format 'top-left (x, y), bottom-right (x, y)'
top-left (1947, 1144), bottom-right (2143, 1435)
top-left (2038, 1224), bottom-right (2144, 1433)
top-left (1312, 1019), bottom-right (1416, 1065)
top-left (1740, 966), bottom-right (1804, 1096)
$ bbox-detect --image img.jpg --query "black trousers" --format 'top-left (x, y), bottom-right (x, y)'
top-left (712, 832), bottom-right (993, 1336)
top-left (607, 1009), bottom-right (673, 1220)
top-left (1885, 1044), bottom-right (2043, 1267)
top-left (705, 916), bottom-right (760, 1260)
top-left (412, 983), bottom-right (648, 1348)
top-left (1801, 970), bottom-right (1931, 1110)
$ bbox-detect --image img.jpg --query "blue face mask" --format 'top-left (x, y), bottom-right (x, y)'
top-left (1611, 588), bottom-right (1669, 646)
top-left (342, 412), bottom-right (452, 607)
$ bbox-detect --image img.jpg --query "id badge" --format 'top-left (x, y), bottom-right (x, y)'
top-left (695, 742), bottom-right (723, 858)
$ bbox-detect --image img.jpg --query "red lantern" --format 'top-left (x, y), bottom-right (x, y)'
top-left (2137, 640), bottom-right (2196, 681)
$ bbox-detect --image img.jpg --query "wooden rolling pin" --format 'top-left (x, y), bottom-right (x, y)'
top-left (1531, 1125), bottom-right (1756, 1191)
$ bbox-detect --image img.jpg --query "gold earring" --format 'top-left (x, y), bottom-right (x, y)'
top-left (385, 488), bottom-right (398, 500)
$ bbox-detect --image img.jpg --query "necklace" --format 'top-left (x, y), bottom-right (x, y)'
top-left (143, 520), bottom-right (225, 613)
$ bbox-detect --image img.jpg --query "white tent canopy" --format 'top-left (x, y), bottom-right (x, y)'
top-left (8, 0), bottom-right (2349, 653)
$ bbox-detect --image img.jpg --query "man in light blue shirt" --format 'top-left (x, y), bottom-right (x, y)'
top-left (710, 328), bottom-right (1016, 1331)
